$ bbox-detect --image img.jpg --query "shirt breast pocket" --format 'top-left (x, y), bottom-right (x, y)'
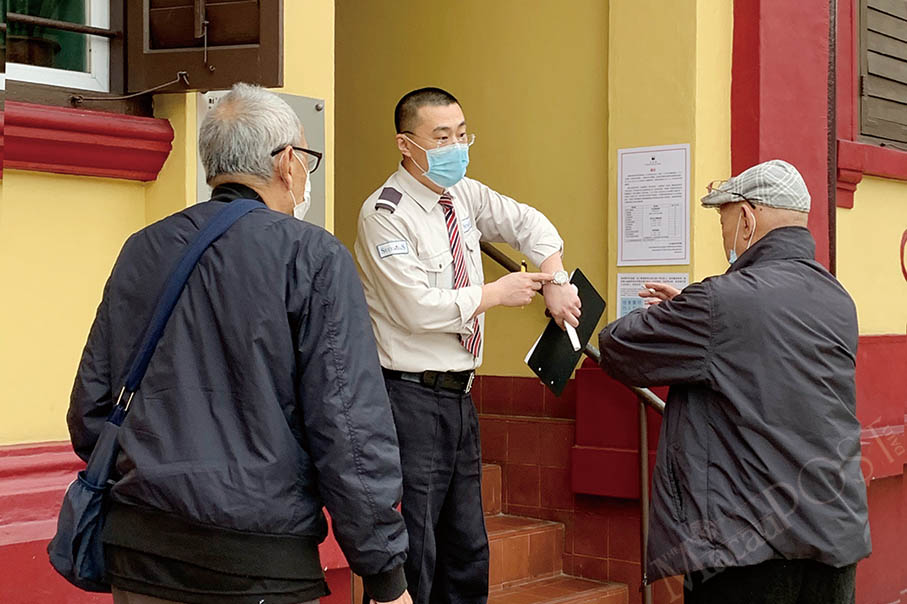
top-left (420, 249), bottom-right (454, 289)
top-left (463, 228), bottom-right (483, 284)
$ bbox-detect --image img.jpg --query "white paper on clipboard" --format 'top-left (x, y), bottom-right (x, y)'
top-left (524, 333), bottom-right (543, 364)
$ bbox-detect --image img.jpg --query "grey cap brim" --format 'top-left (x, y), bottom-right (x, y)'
top-left (700, 189), bottom-right (738, 207)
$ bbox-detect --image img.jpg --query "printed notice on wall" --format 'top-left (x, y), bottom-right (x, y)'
top-left (618, 144), bottom-right (690, 266)
top-left (617, 272), bottom-right (690, 318)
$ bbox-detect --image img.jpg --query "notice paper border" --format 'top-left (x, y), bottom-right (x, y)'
top-left (617, 143), bottom-right (691, 266)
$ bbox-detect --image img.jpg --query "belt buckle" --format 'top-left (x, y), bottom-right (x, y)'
top-left (465, 372), bottom-right (475, 394)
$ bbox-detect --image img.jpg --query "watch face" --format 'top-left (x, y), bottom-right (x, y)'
top-left (554, 270), bottom-right (569, 285)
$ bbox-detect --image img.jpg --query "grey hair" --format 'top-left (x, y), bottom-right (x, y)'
top-left (199, 82), bottom-right (302, 183)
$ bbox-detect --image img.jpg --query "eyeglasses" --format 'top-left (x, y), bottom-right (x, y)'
top-left (271, 145), bottom-right (323, 174)
top-left (706, 179), bottom-right (758, 209)
top-left (401, 131), bottom-right (476, 149)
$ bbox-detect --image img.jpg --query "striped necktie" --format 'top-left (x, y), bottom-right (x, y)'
top-left (438, 194), bottom-right (482, 357)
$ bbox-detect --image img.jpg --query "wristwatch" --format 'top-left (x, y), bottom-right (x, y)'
top-left (551, 270), bottom-right (569, 286)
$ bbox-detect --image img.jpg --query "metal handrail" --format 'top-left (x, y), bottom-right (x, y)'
top-left (638, 396), bottom-right (653, 604)
top-left (480, 242), bottom-right (664, 604)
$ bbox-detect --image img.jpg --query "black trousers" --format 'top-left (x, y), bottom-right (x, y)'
top-left (385, 377), bottom-right (489, 604)
top-left (684, 559), bottom-right (857, 604)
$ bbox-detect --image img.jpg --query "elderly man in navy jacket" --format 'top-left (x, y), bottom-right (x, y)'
top-left (68, 83), bottom-right (411, 604)
top-left (599, 160), bottom-right (871, 604)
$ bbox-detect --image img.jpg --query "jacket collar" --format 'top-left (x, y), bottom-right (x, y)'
top-left (210, 182), bottom-right (264, 204)
top-left (395, 163), bottom-right (448, 213)
top-left (727, 226), bottom-right (816, 273)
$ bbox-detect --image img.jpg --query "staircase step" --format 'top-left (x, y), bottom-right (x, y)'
top-left (487, 515), bottom-right (564, 589)
top-left (488, 575), bottom-right (629, 604)
top-left (482, 463), bottom-right (502, 515)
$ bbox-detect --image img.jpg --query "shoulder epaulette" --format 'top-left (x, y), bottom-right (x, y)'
top-left (375, 187), bottom-right (403, 213)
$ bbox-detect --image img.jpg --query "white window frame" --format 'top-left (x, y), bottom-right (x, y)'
top-left (5, 0), bottom-right (110, 93)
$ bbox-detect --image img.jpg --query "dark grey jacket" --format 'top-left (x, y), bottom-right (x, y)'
top-left (599, 227), bottom-right (871, 581)
top-left (68, 184), bottom-right (408, 600)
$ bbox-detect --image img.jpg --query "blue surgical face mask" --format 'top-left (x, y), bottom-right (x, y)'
top-left (405, 135), bottom-right (470, 188)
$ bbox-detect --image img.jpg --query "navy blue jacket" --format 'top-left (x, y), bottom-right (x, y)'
top-left (68, 184), bottom-right (408, 601)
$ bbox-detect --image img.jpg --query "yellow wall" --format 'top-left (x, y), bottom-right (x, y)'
top-left (335, 0), bottom-right (610, 376)
top-left (606, 0), bottom-right (733, 319)
top-left (606, 0), bottom-right (694, 316)
top-left (692, 1), bottom-right (734, 283)
top-left (837, 176), bottom-right (907, 335)
top-left (282, 0), bottom-right (336, 233)
top-left (147, 93), bottom-right (198, 223)
top-left (0, 1), bottom-right (336, 445)
top-left (0, 171), bottom-right (146, 444)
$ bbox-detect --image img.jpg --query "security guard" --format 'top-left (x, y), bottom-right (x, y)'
top-left (355, 87), bottom-right (581, 604)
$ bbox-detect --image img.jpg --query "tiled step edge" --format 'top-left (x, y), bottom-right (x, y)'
top-left (487, 575), bottom-right (629, 604)
top-left (487, 515), bottom-right (565, 590)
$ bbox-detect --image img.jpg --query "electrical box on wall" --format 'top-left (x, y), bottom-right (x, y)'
top-left (196, 91), bottom-right (327, 228)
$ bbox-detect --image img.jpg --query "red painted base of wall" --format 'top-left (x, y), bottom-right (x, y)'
top-left (477, 376), bottom-right (682, 604)
top-left (0, 540), bottom-right (351, 604)
top-left (324, 568), bottom-right (352, 604)
top-left (572, 363), bottom-right (665, 500)
top-left (856, 475), bottom-right (907, 604)
top-left (0, 540), bottom-right (111, 604)
top-left (472, 374), bottom-right (578, 420)
top-left (0, 442), bottom-right (352, 604)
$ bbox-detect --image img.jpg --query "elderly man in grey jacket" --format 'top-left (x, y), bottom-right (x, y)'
top-left (598, 159), bottom-right (871, 604)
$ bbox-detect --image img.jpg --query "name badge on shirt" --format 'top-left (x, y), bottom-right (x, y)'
top-left (377, 240), bottom-right (409, 259)
top-left (461, 215), bottom-right (473, 233)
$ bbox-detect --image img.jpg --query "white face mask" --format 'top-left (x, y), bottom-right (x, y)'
top-left (291, 151), bottom-right (312, 221)
top-left (293, 175), bottom-right (312, 221)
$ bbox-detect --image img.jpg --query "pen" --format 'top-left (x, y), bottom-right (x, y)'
top-left (520, 260), bottom-right (527, 308)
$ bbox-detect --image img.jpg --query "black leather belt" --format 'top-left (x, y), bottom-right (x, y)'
top-left (382, 368), bottom-right (475, 394)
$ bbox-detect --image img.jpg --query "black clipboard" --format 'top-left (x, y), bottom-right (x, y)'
top-left (525, 268), bottom-right (606, 396)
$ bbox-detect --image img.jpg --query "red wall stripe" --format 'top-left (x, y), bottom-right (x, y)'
top-left (731, 0), bottom-right (832, 268)
top-left (1, 102), bottom-right (174, 182)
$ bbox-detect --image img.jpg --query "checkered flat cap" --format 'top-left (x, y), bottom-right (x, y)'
top-left (701, 159), bottom-right (811, 213)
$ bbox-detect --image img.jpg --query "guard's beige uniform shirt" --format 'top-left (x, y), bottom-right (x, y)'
top-left (355, 164), bottom-right (563, 373)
